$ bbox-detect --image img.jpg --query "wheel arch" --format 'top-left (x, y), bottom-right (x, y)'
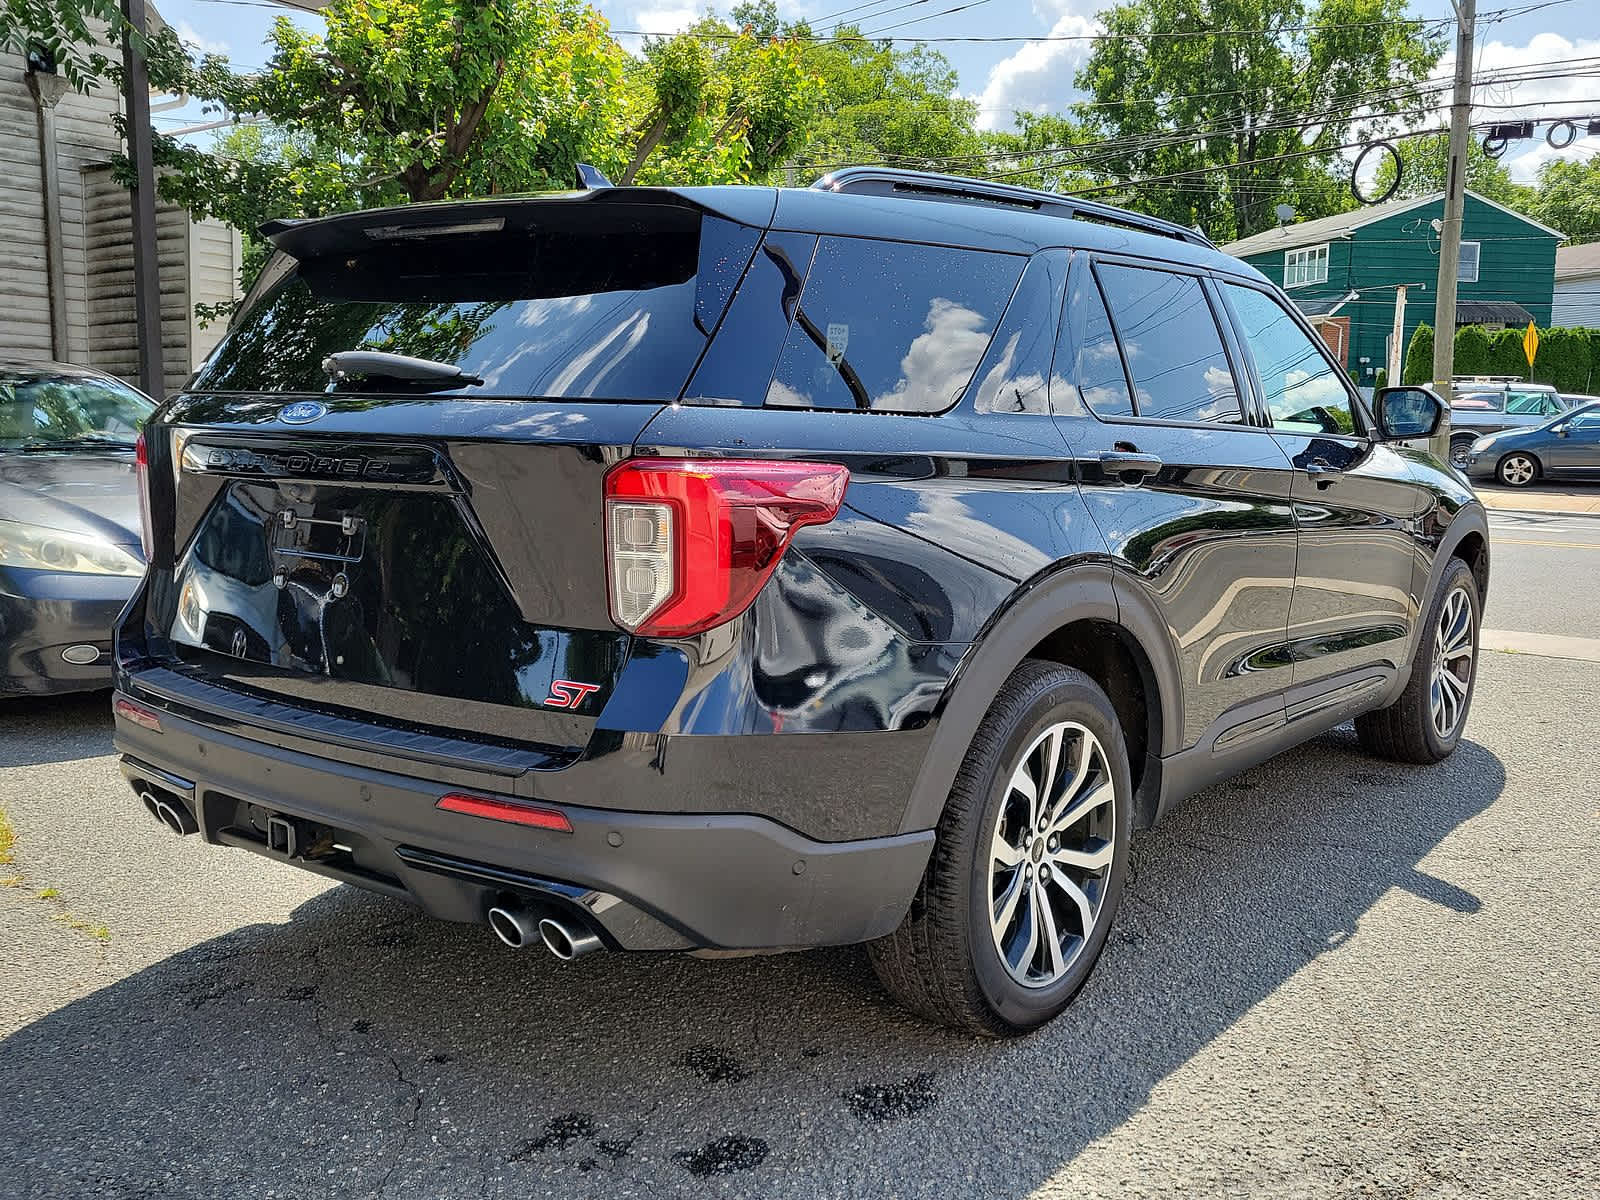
top-left (897, 562), bottom-right (1182, 834)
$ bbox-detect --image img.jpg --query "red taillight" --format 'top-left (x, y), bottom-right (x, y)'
top-left (604, 458), bottom-right (850, 637)
top-left (113, 696), bottom-right (162, 732)
top-left (436, 793), bottom-right (573, 833)
top-left (134, 432), bottom-right (153, 561)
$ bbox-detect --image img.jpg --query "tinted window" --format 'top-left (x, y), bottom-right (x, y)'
top-left (1224, 283), bottom-right (1356, 436)
top-left (1505, 389), bottom-right (1555, 416)
top-left (191, 213), bottom-right (759, 400)
top-left (1097, 265), bottom-right (1242, 424)
top-left (766, 237), bottom-right (1022, 413)
top-left (972, 250), bottom-right (1067, 415)
top-left (1053, 261), bottom-right (1133, 418)
top-left (685, 232), bottom-right (817, 406)
top-left (0, 370), bottom-right (153, 448)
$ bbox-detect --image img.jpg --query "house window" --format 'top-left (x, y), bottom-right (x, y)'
top-left (1458, 240), bottom-right (1481, 284)
top-left (1284, 243), bottom-right (1329, 288)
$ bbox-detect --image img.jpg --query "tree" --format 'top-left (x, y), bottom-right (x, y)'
top-left (620, 17), bottom-right (822, 186)
top-left (1402, 322), bottom-right (1433, 385)
top-left (1529, 156), bottom-right (1600, 245)
top-left (0, 0), bottom-right (125, 90)
top-left (1074, 0), bottom-right (1443, 242)
top-left (1369, 132), bottom-right (1535, 210)
top-left (980, 114), bottom-right (1096, 194)
top-left (143, 0), bottom-right (820, 231)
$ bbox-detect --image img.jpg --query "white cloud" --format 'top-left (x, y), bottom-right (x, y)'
top-left (1444, 33), bottom-right (1600, 182)
top-left (173, 20), bottom-right (229, 58)
top-left (971, 2), bottom-right (1098, 132)
top-left (615, 4), bottom-right (697, 55)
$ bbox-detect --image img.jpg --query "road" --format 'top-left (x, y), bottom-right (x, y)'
top-left (2, 527), bottom-right (1597, 1199)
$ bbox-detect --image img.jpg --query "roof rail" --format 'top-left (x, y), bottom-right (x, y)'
top-left (810, 166), bottom-right (1214, 249)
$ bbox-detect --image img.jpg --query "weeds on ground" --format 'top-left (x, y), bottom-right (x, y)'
top-left (0, 806), bottom-right (110, 944)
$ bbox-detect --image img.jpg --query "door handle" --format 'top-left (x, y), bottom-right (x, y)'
top-left (1098, 450), bottom-right (1163, 484)
top-left (1304, 460), bottom-right (1343, 488)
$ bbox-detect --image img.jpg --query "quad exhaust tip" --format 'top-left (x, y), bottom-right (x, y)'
top-left (486, 905), bottom-right (602, 960)
top-left (140, 788), bottom-right (198, 836)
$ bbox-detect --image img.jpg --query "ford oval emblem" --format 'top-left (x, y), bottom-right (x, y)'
top-left (278, 400), bottom-right (328, 425)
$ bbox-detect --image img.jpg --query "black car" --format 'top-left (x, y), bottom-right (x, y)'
top-left (2, 362), bottom-right (153, 696)
top-left (111, 169), bottom-right (1488, 1035)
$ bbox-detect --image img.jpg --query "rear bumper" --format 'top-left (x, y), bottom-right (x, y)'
top-left (0, 570), bottom-right (137, 697)
top-left (112, 690), bottom-right (934, 951)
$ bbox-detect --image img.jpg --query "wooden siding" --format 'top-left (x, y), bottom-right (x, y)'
top-left (1237, 194), bottom-right (1560, 386)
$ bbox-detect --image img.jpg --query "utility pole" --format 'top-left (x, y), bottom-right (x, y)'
top-left (121, 0), bottom-right (164, 400)
top-left (1388, 285), bottom-right (1408, 386)
top-left (1430, 0), bottom-right (1476, 459)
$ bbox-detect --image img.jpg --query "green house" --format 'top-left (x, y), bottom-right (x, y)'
top-left (1221, 191), bottom-right (1561, 386)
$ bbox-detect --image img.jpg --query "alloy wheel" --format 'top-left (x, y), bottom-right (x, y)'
top-left (1499, 454), bottom-right (1536, 487)
top-left (1430, 586), bottom-right (1475, 739)
top-left (987, 721), bottom-right (1116, 989)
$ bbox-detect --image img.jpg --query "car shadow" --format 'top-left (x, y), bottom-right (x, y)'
top-left (0, 727), bottom-right (1504, 1199)
top-left (0, 691), bottom-right (115, 768)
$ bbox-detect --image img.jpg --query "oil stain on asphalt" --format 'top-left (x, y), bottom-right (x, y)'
top-left (679, 1045), bottom-right (748, 1084)
top-left (673, 1134), bottom-right (769, 1176)
top-left (843, 1073), bottom-right (939, 1123)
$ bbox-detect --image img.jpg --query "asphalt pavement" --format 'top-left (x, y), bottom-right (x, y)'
top-left (2, 530), bottom-right (1598, 1198)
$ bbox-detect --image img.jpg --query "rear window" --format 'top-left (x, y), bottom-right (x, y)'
top-left (191, 212), bottom-right (758, 399)
top-left (765, 237), bottom-right (1023, 413)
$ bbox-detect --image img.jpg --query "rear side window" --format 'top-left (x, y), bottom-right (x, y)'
top-left (765, 237), bottom-right (1022, 413)
top-left (1096, 264), bottom-right (1243, 424)
top-left (190, 212), bottom-right (759, 400)
top-left (1053, 261), bottom-right (1134, 418)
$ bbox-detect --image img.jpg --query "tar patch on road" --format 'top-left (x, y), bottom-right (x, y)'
top-left (679, 1045), bottom-right (748, 1084)
top-left (842, 1072), bottom-right (939, 1123)
top-left (513, 1112), bottom-right (597, 1159)
top-left (673, 1134), bottom-right (769, 1176)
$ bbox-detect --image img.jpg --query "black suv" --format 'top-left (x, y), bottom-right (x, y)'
top-left (113, 168), bottom-right (1487, 1035)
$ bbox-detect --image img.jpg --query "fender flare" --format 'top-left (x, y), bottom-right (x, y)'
top-left (896, 561), bottom-right (1183, 833)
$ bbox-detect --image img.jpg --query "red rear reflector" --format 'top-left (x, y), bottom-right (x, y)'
top-left (134, 432), bottom-right (154, 561)
top-left (604, 457), bottom-right (850, 637)
top-left (436, 793), bottom-right (573, 833)
top-left (113, 697), bottom-right (162, 732)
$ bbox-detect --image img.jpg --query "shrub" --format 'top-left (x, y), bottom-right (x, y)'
top-left (1532, 327), bottom-right (1591, 392)
top-left (1374, 367), bottom-right (1388, 391)
top-left (1454, 325), bottom-right (1492, 376)
top-left (1488, 328), bottom-right (1529, 378)
top-left (1402, 323), bottom-right (1433, 385)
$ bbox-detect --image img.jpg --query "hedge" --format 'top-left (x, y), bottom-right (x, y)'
top-left (1401, 323), bottom-right (1598, 393)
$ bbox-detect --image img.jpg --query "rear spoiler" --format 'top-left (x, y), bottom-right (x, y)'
top-left (259, 187), bottom-right (779, 262)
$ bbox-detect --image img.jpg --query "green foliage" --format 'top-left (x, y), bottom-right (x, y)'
top-left (1402, 322), bottom-right (1433, 385)
top-left (1486, 328), bottom-right (1528, 379)
top-left (1373, 367), bottom-right (1387, 391)
top-left (1531, 327), bottom-right (1590, 393)
top-left (1075, 0), bottom-right (1443, 242)
top-left (0, 0), bottom-right (126, 91)
top-left (788, 28), bottom-right (983, 179)
top-left (1368, 132), bottom-right (1536, 211)
top-left (980, 114), bottom-right (1095, 194)
top-left (1453, 324), bottom-right (1492, 376)
top-left (1529, 156), bottom-right (1600, 245)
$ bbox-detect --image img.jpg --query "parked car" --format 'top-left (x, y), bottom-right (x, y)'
top-left (1466, 401), bottom-right (1600, 486)
top-left (1446, 380), bottom-right (1571, 469)
top-left (1, 362), bottom-right (153, 697)
top-left (112, 168), bottom-right (1488, 1035)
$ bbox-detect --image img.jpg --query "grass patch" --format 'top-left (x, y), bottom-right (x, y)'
top-left (36, 887), bottom-right (59, 900)
top-left (0, 807), bottom-right (14, 865)
top-left (51, 912), bottom-right (112, 943)
top-left (0, 809), bottom-right (110, 943)
top-left (0, 874), bottom-right (21, 889)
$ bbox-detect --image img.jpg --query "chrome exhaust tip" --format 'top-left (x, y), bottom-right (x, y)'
top-left (486, 905), bottom-right (541, 950)
top-left (140, 789), bottom-right (197, 836)
top-left (538, 916), bottom-right (603, 961)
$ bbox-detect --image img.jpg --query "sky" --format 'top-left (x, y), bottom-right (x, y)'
top-left (150, 0), bottom-right (1599, 183)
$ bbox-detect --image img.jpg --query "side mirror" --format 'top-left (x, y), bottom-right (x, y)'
top-left (1555, 425), bottom-right (1570, 437)
top-left (1374, 386), bottom-right (1444, 441)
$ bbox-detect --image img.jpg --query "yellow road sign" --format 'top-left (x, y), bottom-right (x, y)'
top-left (1523, 321), bottom-right (1540, 368)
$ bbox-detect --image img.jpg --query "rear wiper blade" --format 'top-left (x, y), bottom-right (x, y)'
top-left (322, 350), bottom-right (483, 388)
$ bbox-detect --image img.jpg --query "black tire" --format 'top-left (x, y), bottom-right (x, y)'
top-left (1449, 434), bottom-right (1475, 470)
top-left (1355, 557), bottom-right (1480, 764)
top-left (1496, 451), bottom-right (1540, 487)
top-left (867, 659), bottom-right (1133, 1036)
